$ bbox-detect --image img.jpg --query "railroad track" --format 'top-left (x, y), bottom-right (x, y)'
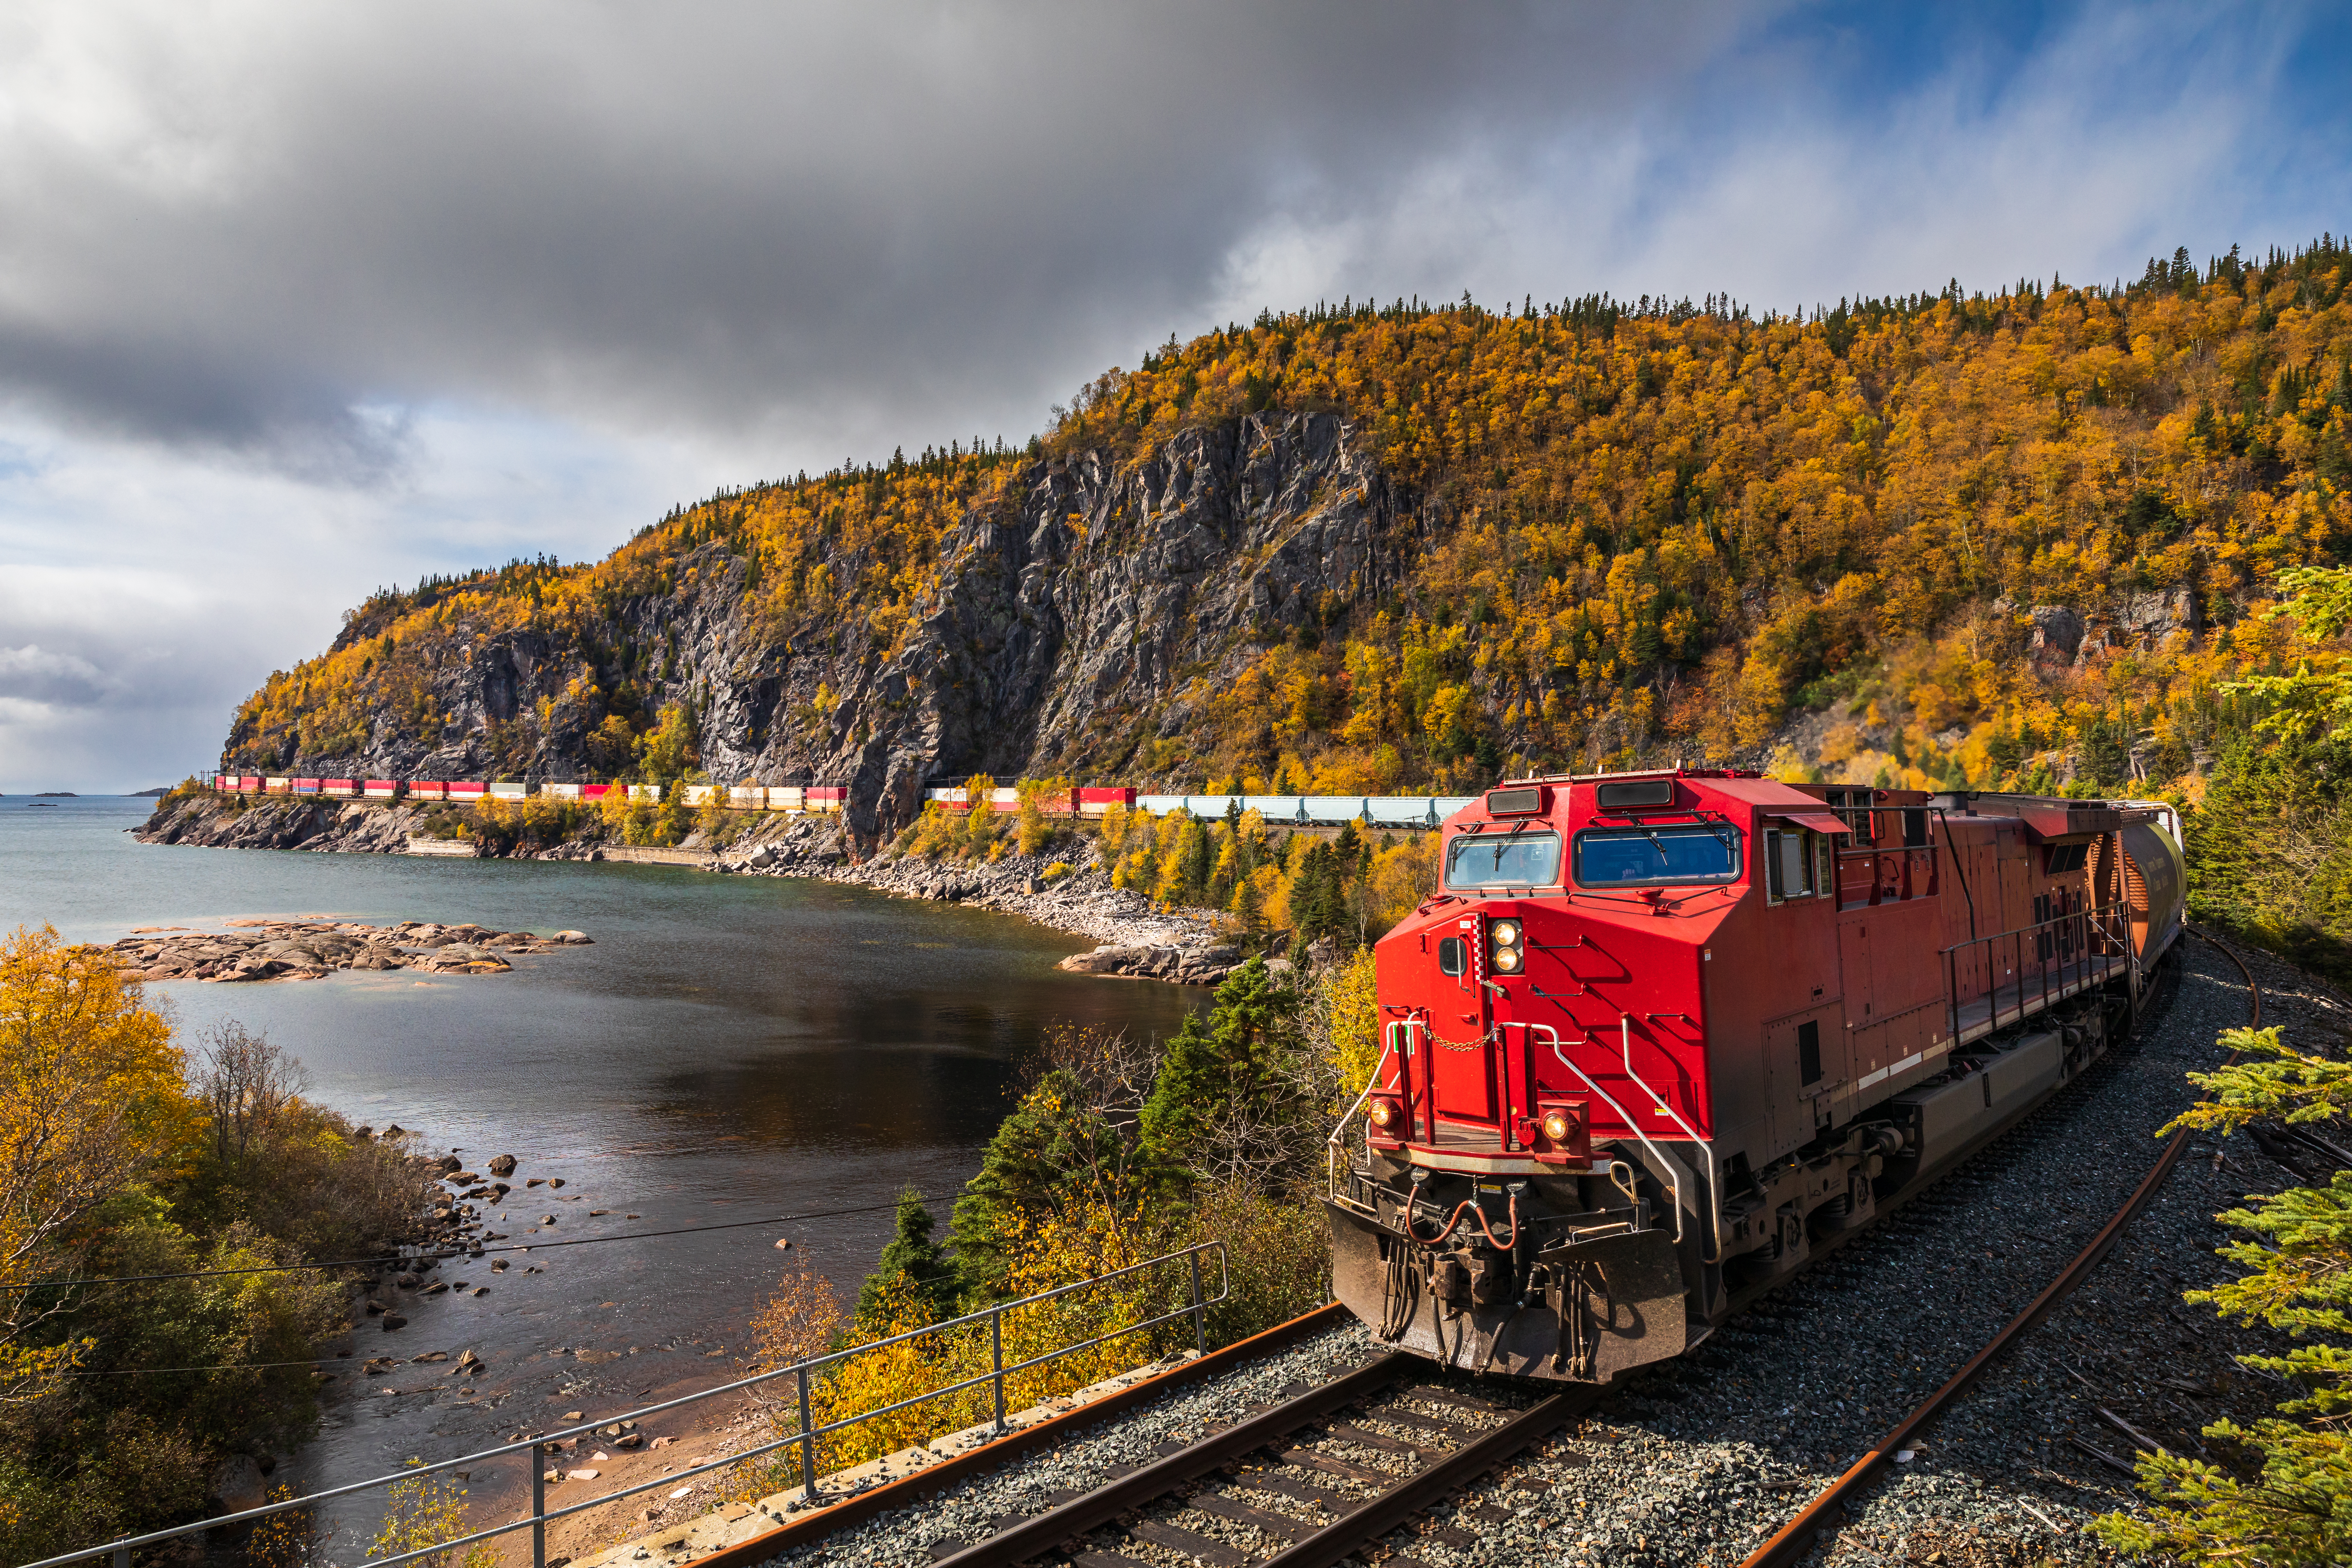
top-left (723, 935), bottom-right (2234, 1567)
top-left (897, 934), bottom-right (2242, 1568)
top-left (1733, 928), bottom-right (2262, 1568)
top-left (926, 1351), bottom-right (1589, 1568)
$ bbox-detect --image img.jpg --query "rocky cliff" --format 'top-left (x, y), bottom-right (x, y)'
top-left (222, 266), bottom-right (2340, 831)
top-left (225, 413), bottom-right (1412, 845)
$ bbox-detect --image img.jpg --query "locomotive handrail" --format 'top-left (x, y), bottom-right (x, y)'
top-left (1327, 1038), bottom-right (1404, 1211)
top-left (26, 1241), bottom-right (1232, 1568)
top-left (1540, 1025), bottom-right (1691, 1248)
top-left (1937, 898), bottom-right (2134, 1047)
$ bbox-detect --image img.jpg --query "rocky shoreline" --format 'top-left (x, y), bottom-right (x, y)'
top-left (136, 794), bottom-right (1252, 985)
top-left (100, 915), bottom-right (590, 984)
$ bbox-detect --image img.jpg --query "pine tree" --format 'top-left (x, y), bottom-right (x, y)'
top-left (856, 1186), bottom-right (959, 1325)
top-left (1138, 957), bottom-right (1304, 1177)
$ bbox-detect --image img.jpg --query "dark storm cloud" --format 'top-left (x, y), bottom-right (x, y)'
top-left (0, 1), bottom-right (1766, 472)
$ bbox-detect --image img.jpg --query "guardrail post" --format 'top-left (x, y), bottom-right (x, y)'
top-left (531, 1440), bottom-right (547, 1568)
top-left (1188, 1250), bottom-right (1205, 1357)
top-left (797, 1364), bottom-right (817, 1505)
top-left (114, 1550), bottom-right (129, 1568)
top-left (990, 1307), bottom-right (1007, 1434)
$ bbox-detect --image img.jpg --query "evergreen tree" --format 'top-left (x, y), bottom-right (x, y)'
top-left (1181, 816), bottom-right (1214, 904)
top-left (947, 1070), bottom-right (1139, 1298)
top-left (1138, 957), bottom-right (1305, 1177)
top-left (856, 1186), bottom-right (959, 1325)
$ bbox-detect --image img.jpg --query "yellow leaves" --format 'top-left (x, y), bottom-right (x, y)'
top-left (0, 927), bottom-right (195, 1401)
top-left (1317, 948), bottom-right (1380, 1104)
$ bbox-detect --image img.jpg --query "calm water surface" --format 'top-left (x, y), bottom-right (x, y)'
top-left (0, 797), bottom-right (1200, 1530)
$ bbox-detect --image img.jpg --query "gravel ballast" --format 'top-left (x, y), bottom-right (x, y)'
top-left (732, 935), bottom-right (2329, 1567)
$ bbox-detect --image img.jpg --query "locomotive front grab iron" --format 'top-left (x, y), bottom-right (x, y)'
top-left (1323, 772), bottom-right (2185, 1381)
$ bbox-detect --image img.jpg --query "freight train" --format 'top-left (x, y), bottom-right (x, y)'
top-left (1324, 771), bottom-right (2184, 1381)
top-left (202, 776), bottom-right (1479, 825)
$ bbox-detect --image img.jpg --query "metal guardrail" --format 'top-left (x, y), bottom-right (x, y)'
top-left (27, 1241), bottom-right (1231, 1568)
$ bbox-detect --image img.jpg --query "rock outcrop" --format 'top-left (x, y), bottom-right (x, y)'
top-left (98, 917), bottom-right (582, 983)
top-left (220, 412), bottom-right (1416, 847)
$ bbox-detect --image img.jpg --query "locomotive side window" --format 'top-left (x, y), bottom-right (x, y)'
top-left (1437, 936), bottom-right (1467, 976)
top-left (1765, 828), bottom-right (1816, 902)
top-left (1444, 830), bottom-right (1563, 891)
top-left (1573, 825), bottom-right (1744, 887)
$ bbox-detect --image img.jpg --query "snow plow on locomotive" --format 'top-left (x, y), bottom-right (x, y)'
top-left (1324, 771), bottom-right (2185, 1382)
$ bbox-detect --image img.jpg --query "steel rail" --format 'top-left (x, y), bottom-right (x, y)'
top-left (931, 1350), bottom-right (1607, 1568)
top-left (928, 1354), bottom-right (1413, 1566)
top-left (1735, 928), bottom-right (2259, 1568)
top-left (1259, 1387), bottom-right (1600, 1568)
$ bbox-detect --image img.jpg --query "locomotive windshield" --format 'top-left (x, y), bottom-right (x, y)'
top-left (1443, 830), bottom-right (1563, 890)
top-left (1573, 825), bottom-right (1744, 887)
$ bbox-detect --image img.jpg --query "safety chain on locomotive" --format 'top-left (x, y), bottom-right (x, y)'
top-left (1427, 1030), bottom-right (1488, 1053)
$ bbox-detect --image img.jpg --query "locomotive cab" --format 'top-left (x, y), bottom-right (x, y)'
top-left (1325, 770), bottom-right (2182, 1382)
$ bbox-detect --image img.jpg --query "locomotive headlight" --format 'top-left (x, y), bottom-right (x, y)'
top-left (1367, 1097), bottom-right (1399, 1129)
top-left (1540, 1107), bottom-right (1574, 1143)
top-left (1487, 918), bottom-right (1523, 975)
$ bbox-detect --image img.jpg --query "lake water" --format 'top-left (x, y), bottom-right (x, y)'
top-left (0, 796), bottom-right (1202, 1539)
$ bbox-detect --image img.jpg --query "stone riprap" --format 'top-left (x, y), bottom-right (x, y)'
top-left (714, 817), bottom-right (1255, 985)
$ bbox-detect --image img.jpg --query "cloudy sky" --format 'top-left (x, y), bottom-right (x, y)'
top-left (1, 1), bottom-right (2345, 791)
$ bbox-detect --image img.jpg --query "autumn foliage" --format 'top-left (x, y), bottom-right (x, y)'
top-left (231, 240), bottom-right (2352, 807)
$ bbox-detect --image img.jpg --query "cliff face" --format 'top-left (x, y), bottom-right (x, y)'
top-left (225, 413), bottom-right (1414, 841)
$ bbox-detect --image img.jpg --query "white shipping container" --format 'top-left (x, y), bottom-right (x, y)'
top-left (729, 785), bottom-right (764, 808)
top-left (684, 784), bottom-right (716, 806)
top-left (544, 783), bottom-right (583, 799)
top-left (626, 783), bottom-right (661, 801)
top-left (489, 781), bottom-right (528, 800)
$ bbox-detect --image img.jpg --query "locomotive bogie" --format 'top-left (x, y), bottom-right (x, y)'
top-left (1325, 772), bottom-right (2186, 1383)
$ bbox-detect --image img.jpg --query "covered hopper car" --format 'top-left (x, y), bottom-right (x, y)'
top-left (1324, 771), bottom-right (2184, 1382)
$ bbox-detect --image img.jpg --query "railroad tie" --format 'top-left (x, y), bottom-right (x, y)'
top-left (1129, 1518), bottom-right (1253, 1566)
top-left (1371, 1406), bottom-right (1480, 1439)
top-left (1279, 1446), bottom-right (1391, 1485)
top-left (1241, 1474), bottom-right (1345, 1511)
top-left (1323, 1420), bottom-right (1430, 1456)
top-left (1189, 1492), bottom-right (1311, 1540)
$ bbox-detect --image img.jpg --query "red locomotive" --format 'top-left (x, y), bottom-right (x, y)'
top-left (1324, 771), bottom-right (2185, 1380)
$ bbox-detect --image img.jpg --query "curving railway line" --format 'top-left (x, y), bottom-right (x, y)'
top-left (746, 926), bottom-right (2260, 1568)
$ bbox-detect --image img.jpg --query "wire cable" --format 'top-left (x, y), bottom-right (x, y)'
top-left (0, 1194), bottom-right (951, 1292)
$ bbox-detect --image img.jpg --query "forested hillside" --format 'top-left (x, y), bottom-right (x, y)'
top-left (228, 240), bottom-right (2351, 857)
